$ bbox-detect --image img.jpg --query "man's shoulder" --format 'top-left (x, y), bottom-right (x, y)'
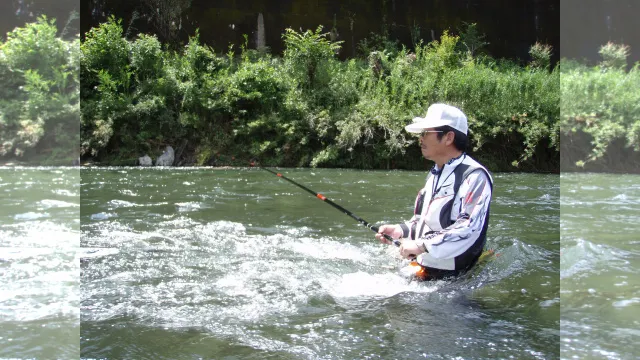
top-left (459, 156), bottom-right (493, 187)
top-left (462, 155), bottom-right (488, 170)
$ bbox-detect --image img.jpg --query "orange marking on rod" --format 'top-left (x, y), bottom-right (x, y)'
top-left (277, 173), bottom-right (282, 177)
top-left (317, 194), bottom-right (326, 201)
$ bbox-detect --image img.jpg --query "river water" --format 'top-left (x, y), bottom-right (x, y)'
top-left (560, 173), bottom-right (640, 359)
top-left (4, 168), bottom-right (639, 359)
top-left (0, 167), bottom-right (80, 359)
top-left (76, 167), bottom-right (559, 359)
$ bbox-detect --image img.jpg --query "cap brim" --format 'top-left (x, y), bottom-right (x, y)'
top-left (404, 118), bottom-right (451, 133)
top-left (405, 120), bottom-right (426, 133)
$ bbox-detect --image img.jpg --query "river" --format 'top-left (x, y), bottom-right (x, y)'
top-left (560, 173), bottom-right (640, 359)
top-left (2, 167), bottom-right (637, 359)
top-left (76, 167), bottom-right (559, 359)
top-left (0, 167), bottom-right (80, 359)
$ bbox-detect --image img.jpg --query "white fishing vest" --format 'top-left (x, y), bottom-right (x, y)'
top-left (401, 154), bottom-right (493, 271)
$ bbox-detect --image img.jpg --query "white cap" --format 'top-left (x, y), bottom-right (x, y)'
top-left (405, 103), bottom-right (468, 135)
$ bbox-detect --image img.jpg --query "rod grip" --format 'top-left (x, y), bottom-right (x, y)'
top-left (388, 235), bottom-right (401, 247)
top-left (383, 234), bottom-right (415, 260)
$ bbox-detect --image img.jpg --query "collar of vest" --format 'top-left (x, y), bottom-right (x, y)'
top-left (430, 152), bottom-right (466, 175)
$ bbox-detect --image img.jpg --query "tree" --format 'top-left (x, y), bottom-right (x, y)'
top-left (140, 0), bottom-right (191, 47)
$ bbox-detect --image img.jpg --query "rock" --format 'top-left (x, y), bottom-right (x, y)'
top-left (139, 155), bottom-right (153, 166)
top-left (155, 146), bottom-right (174, 166)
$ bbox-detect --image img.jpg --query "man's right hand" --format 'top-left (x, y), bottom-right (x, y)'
top-left (375, 224), bottom-right (403, 245)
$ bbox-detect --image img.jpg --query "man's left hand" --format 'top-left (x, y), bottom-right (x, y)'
top-left (399, 240), bottom-right (425, 259)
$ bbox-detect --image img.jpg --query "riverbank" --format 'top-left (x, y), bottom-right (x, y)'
top-left (84, 136), bottom-right (559, 173)
top-left (560, 52), bottom-right (640, 173)
top-left (79, 18), bottom-right (559, 173)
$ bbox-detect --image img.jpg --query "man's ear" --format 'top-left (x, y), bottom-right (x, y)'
top-left (446, 131), bottom-right (455, 145)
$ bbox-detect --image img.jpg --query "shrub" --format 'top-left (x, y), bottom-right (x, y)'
top-left (529, 42), bottom-right (553, 70)
top-left (457, 22), bottom-right (488, 58)
top-left (0, 16), bottom-right (79, 162)
top-left (77, 19), bottom-right (560, 171)
top-left (282, 26), bottom-right (343, 89)
top-left (598, 42), bottom-right (629, 70)
top-left (130, 34), bottom-right (164, 83)
top-left (561, 56), bottom-right (640, 166)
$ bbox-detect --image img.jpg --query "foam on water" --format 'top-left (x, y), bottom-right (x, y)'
top-left (89, 212), bottom-right (117, 220)
top-left (50, 189), bottom-right (78, 197)
top-left (107, 199), bottom-right (141, 208)
top-left (79, 248), bottom-right (120, 258)
top-left (38, 200), bottom-right (80, 209)
top-left (0, 247), bottom-right (58, 260)
top-left (612, 298), bottom-right (640, 308)
top-left (0, 168), bottom-right (81, 358)
top-left (13, 212), bottom-right (50, 221)
top-left (81, 215), bottom-right (532, 342)
top-left (82, 219), bottom-right (450, 331)
top-left (1, 248), bottom-right (79, 322)
top-left (561, 238), bottom-right (633, 279)
top-left (288, 237), bottom-right (369, 262)
top-left (0, 221), bottom-right (79, 248)
top-left (323, 271), bottom-right (437, 298)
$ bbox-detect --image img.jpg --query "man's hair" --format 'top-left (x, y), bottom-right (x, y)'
top-left (435, 125), bottom-right (468, 151)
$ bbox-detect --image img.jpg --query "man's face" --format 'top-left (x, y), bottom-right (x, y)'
top-left (419, 128), bottom-right (446, 160)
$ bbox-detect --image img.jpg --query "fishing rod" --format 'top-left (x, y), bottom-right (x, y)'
top-left (253, 162), bottom-right (401, 247)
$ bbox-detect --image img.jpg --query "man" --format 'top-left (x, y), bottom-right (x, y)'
top-left (375, 103), bottom-right (493, 280)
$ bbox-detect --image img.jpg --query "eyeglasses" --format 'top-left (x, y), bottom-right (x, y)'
top-left (420, 130), bottom-right (444, 137)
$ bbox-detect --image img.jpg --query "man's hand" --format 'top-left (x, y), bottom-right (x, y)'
top-left (399, 240), bottom-right (425, 259)
top-left (375, 224), bottom-right (403, 245)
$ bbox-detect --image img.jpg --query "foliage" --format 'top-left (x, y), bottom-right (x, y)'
top-left (282, 26), bottom-right (343, 89)
top-left (79, 19), bottom-right (560, 171)
top-left (598, 42), bottom-right (629, 71)
top-left (529, 42), bottom-right (553, 70)
top-left (560, 58), bottom-right (640, 166)
top-left (357, 31), bottom-right (400, 58)
top-left (0, 16), bottom-right (79, 163)
top-left (457, 22), bottom-right (488, 58)
top-left (81, 16), bottom-right (129, 89)
top-left (130, 34), bottom-right (164, 83)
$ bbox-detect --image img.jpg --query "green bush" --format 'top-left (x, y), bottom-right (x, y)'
top-left (0, 16), bottom-right (79, 163)
top-left (282, 26), bottom-right (342, 90)
top-left (529, 42), bottom-right (553, 70)
top-left (598, 42), bottom-right (629, 71)
top-left (130, 34), bottom-right (164, 83)
top-left (78, 19), bottom-right (560, 171)
top-left (561, 61), bottom-right (640, 165)
top-left (80, 16), bottom-right (131, 156)
top-left (457, 22), bottom-right (488, 58)
top-left (224, 59), bottom-right (286, 118)
top-left (81, 16), bottom-right (130, 92)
